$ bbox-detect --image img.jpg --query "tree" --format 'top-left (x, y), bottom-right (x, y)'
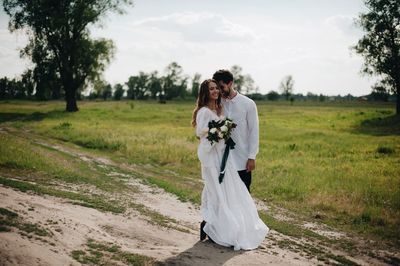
top-left (247, 93), bottom-right (264, 101)
top-left (177, 77), bottom-right (189, 99)
top-left (0, 77), bottom-right (27, 99)
top-left (102, 84), bottom-right (112, 100)
top-left (371, 80), bottom-right (390, 101)
top-left (279, 75), bottom-right (294, 101)
top-left (126, 72), bottom-right (151, 100)
top-left (136, 72), bottom-right (150, 99)
top-left (92, 78), bottom-right (109, 100)
top-left (306, 92), bottom-right (318, 101)
top-left (24, 38), bottom-right (62, 100)
top-left (230, 65), bottom-right (245, 93)
top-left (126, 76), bottom-right (139, 100)
top-left (148, 71), bottom-right (162, 100)
top-left (21, 69), bottom-right (35, 99)
top-left (243, 74), bottom-right (255, 95)
top-left (191, 73), bottom-right (201, 98)
top-left (0, 77), bottom-right (8, 99)
top-left (266, 90), bottom-right (280, 101)
top-left (163, 62), bottom-right (187, 100)
top-left (353, 0), bottom-right (400, 114)
top-left (229, 65), bottom-right (257, 94)
top-left (3, 0), bottom-right (131, 112)
top-left (113, 83), bottom-right (124, 100)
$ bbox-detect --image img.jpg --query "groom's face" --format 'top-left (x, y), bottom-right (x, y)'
top-left (218, 81), bottom-right (232, 98)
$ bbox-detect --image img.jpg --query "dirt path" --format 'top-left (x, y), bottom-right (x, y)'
top-left (0, 128), bottom-right (396, 265)
top-left (0, 185), bottom-right (318, 266)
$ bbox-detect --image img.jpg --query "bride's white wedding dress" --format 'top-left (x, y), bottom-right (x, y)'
top-left (196, 107), bottom-right (269, 251)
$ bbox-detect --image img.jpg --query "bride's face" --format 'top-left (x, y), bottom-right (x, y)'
top-left (208, 82), bottom-right (220, 101)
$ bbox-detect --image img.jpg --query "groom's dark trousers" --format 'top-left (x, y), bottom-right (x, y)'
top-left (238, 170), bottom-right (252, 193)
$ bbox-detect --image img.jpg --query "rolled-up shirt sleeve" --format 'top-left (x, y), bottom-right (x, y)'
top-left (247, 101), bottom-right (259, 159)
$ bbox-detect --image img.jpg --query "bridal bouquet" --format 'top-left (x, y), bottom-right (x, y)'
top-left (206, 118), bottom-right (237, 184)
top-left (206, 118), bottom-right (236, 145)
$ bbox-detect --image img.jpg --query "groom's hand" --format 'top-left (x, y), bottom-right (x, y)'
top-left (246, 159), bottom-right (255, 172)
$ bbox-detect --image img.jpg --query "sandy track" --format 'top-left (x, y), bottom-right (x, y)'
top-left (1, 186), bottom-right (316, 266)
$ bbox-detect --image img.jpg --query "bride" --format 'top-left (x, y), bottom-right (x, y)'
top-left (191, 79), bottom-right (269, 251)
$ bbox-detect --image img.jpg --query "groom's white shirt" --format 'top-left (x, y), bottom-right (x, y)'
top-left (222, 92), bottom-right (259, 171)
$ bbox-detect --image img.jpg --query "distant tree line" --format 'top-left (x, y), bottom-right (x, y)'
top-left (245, 91), bottom-right (393, 102)
top-left (0, 63), bottom-right (259, 102)
top-left (2, 64), bottom-right (393, 103)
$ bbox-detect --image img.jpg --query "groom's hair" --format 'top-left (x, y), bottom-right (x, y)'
top-left (213, 69), bottom-right (233, 84)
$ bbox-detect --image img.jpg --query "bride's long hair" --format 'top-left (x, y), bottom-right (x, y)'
top-left (191, 79), bottom-right (222, 127)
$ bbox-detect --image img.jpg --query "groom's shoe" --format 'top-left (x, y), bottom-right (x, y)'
top-left (200, 221), bottom-right (207, 241)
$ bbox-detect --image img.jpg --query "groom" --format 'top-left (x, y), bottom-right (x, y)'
top-left (212, 69), bottom-right (259, 192)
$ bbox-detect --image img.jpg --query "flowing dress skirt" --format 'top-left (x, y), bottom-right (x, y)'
top-left (200, 144), bottom-right (269, 251)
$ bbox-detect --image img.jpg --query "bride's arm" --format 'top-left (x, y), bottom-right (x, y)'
top-left (196, 108), bottom-right (217, 152)
top-left (196, 108), bottom-right (210, 138)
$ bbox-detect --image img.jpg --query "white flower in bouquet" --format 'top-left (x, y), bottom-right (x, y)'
top-left (206, 117), bottom-right (237, 145)
top-left (220, 125), bottom-right (228, 133)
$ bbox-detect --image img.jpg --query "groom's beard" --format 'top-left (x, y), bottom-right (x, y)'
top-left (222, 88), bottom-right (230, 98)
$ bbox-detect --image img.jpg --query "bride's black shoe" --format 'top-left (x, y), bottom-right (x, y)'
top-left (200, 221), bottom-right (207, 241)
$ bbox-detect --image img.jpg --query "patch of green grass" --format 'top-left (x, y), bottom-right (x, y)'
top-left (0, 225), bottom-right (11, 232)
top-left (53, 121), bottom-right (72, 130)
top-left (71, 250), bottom-right (101, 264)
top-left (276, 239), bottom-right (325, 260)
top-left (259, 211), bottom-right (325, 240)
top-left (145, 176), bottom-right (201, 204)
top-left (0, 177), bottom-right (125, 214)
top-left (275, 238), bottom-right (360, 266)
top-left (0, 130), bottom-right (128, 192)
top-left (119, 251), bottom-right (156, 266)
top-left (325, 254), bottom-right (360, 266)
top-left (73, 137), bottom-right (126, 151)
top-left (86, 239), bottom-right (119, 253)
top-left (0, 207), bottom-right (19, 218)
top-left (129, 202), bottom-right (189, 233)
top-left (0, 207), bottom-right (18, 232)
top-left (0, 207), bottom-right (49, 237)
top-left (72, 238), bottom-right (156, 265)
top-left (19, 223), bottom-right (48, 236)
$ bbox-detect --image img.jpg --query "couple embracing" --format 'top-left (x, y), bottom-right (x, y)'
top-left (192, 69), bottom-right (269, 251)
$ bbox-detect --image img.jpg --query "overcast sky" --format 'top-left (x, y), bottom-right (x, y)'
top-left (0, 0), bottom-right (378, 96)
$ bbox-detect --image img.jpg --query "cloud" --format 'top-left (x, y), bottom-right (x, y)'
top-left (130, 12), bottom-right (256, 42)
top-left (0, 29), bottom-right (30, 77)
top-left (324, 15), bottom-right (362, 37)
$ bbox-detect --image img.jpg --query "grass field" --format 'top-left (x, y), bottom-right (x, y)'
top-left (0, 99), bottom-right (399, 246)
